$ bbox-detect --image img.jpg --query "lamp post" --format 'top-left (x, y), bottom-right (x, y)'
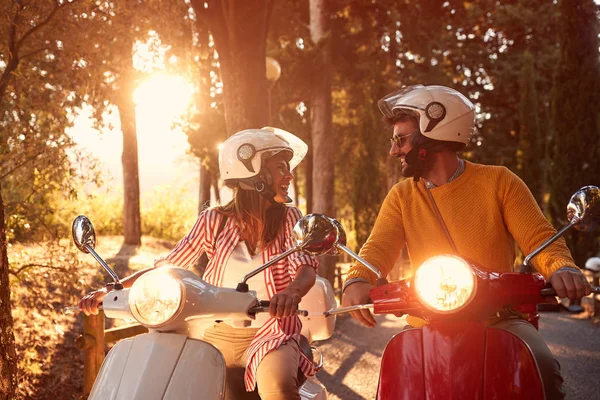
top-left (265, 56), bottom-right (281, 124)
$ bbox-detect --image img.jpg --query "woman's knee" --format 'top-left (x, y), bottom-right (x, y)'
top-left (256, 342), bottom-right (301, 399)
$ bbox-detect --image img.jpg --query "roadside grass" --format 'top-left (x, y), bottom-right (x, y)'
top-left (10, 235), bottom-right (174, 400)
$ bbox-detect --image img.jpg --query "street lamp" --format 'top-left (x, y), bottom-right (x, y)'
top-left (266, 56), bottom-right (281, 124)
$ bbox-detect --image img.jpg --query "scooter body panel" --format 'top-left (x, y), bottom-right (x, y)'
top-left (377, 322), bottom-right (544, 400)
top-left (299, 376), bottom-right (328, 400)
top-left (89, 332), bottom-right (225, 400)
top-left (300, 277), bottom-right (337, 342)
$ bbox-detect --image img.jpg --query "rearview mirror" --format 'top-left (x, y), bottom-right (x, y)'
top-left (72, 215), bottom-right (122, 288)
top-left (72, 215), bottom-right (96, 253)
top-left (567, 186), bottom-right (600, 232)
top-left (292, 214), bottom-right (341, 255)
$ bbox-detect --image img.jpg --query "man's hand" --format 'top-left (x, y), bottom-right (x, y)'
top-left (548, 268), bottom-right (592, 301)
top-left (342, 282), bottom-right (376, 328)
top-left (78, 288), bottom-right (108, 316)
top-left (269, 287), bottom-right (302, 319)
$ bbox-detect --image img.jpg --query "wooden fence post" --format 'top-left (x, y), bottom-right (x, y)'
top-left (75, 311), bottom-right (105, 396)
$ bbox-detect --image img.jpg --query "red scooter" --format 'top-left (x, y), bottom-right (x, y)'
top-left (317, 186), bottom-right (600, 400)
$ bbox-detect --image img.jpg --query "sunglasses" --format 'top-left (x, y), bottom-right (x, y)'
top-left (390, 133), bottom-right (412, 147)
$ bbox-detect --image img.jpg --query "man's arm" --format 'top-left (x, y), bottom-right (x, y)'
top-left (500, 170), bottom-right (590, 299)
top-left (342, 186), bottom-right (406, 327)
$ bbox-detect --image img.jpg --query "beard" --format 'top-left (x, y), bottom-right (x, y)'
top-left (401, 161), bottom-right (416, 177)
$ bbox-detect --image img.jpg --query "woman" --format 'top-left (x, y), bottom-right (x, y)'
top-left (79, 127), bottom-right (318, 400)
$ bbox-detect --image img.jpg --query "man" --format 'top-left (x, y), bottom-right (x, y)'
top-left (341, 84), bottom-right (591, 399)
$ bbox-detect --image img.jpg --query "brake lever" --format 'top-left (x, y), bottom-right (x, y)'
top-left (248, 300), bottom-right (309, 317)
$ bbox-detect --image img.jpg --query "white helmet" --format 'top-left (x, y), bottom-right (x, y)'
top-left (219, 127), bottom-right (308, 188)
top-left (585, 257), bottom-right (600, 272)
top-left (378, 85), bottom-right (475, 145)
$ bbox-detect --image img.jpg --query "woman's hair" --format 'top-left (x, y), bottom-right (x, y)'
top-left (215, 188), bottom-right (287, 252)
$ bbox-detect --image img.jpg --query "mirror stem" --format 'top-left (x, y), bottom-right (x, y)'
top-left (336, 244), bottom-right (383, 280)
top-left (237, 247), bottom-right (299, 292)
top-left (85, 244), bottom-right (122, 287)
top-left (521, 218), bottom-right (579, 273)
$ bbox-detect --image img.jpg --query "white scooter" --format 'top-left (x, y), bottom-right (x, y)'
top-left (70, 214), bottom-right (344, 400)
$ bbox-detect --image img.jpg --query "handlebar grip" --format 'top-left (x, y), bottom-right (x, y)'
top-left (63, 302), bottom-right (104, 315)
top-left (540, 288), bottom-right (557, 297)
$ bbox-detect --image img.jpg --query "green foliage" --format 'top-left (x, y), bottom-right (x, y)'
top-left (51, 183), bottom-right (197, 243)
top-left (348, 103), bottom-right (388, 249)
top-left (141, 186), bottom-right (197, 242)
top-left (517, 51), bottom-right (543, 205)
top-left (549, 0), bottom-right (600, 265)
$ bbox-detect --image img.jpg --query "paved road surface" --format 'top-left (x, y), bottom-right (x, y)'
top-left (315, 310), bottom-right (599, 399)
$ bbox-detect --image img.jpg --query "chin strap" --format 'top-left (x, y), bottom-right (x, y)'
top-left (239, 171), bottom-right (290, 204)
top-left (406, 146), bottom-right (428, 182)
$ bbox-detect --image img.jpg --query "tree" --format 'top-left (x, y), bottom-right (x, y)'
top-left (190, 0), bottom-right (273, 135)
top-left (517, 51), bottom-right (543, 205)
top-left (549, 0), bottom-right (600, 266)
top-left (0, 1), bottom-right (101, 397)
top-left (309, 0), bottom-right (337, 285)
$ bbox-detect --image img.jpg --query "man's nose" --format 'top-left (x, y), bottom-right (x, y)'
top-left (390, 143), bottom-right (400, 156)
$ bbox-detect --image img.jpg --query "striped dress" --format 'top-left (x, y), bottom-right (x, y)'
top-left (154, 206), bottom-right (319, 391)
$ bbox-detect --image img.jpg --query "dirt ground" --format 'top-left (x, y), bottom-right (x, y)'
top-left (11, 236), bottom-right (174, 399)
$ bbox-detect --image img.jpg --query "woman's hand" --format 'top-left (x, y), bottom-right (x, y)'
top-left (78, 288), bottom-right (108, 316)
top-left (269, 287), bottom-right (303, 319)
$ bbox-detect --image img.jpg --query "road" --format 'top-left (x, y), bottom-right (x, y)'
top-left (314, 310), bottom-right (600, 399)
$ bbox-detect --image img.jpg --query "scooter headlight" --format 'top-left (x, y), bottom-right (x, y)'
top-left (128, 269), bottom-right (185, 327)
top-left (414, 255), bottom-right (476, 314)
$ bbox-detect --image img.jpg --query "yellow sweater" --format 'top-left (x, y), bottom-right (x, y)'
top-left (346, 161), bottom-right (576, 286)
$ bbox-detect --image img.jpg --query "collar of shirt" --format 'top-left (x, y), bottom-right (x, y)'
top-left (424, 158), bottom-right (465, 189)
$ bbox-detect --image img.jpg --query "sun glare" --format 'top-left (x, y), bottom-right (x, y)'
top-left (134, 74), bottom-right (194, 128)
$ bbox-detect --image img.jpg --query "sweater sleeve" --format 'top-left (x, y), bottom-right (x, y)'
top-left (345, 184), bottom-right (406, 285)
top-left (284, 206), bottom-right (319, 279)
top-left (500, 168), bottom-right (577, 278)
top-left (154, 209), bottom-right (218, 269)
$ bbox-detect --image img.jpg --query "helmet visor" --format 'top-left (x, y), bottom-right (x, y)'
top-left (261, 127), bottom-right (308, 171)
top-left (378, 85), bottom-right (426, 118)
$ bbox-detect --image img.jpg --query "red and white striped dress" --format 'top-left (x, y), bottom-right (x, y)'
top-left (154, 206), bottom-right (319, 391)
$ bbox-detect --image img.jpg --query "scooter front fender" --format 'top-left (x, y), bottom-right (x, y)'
top-left (376, 322), bottom-right (544, 400)
top-left (90, 332), bottom-right (225, 400)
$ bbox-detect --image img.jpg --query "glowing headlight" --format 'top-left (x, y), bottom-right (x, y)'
top-left (128, 269), bottom-right (185, 327)
top-left (414, 255), bottom-right (476, 314)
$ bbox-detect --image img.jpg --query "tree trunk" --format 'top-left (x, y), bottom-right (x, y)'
top-left (305, 149), bottom-right (313, 214)
top-left (192, 0), bottom-right (273, 136)
top-left (0, 184), bottom-right (17, 400)
top-left (310, 0), bottom-right (335, 286)
top-left (212, 173), bottom-right (222, 204)
top-left (199, 161), bottom-right (212, 214)
top-left (116, 62), bottom-right (142, 246)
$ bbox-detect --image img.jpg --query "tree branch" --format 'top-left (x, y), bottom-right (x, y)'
top-left (10, 263), bottom-right (70, 277)
top-left (0, 148), bottom-right (46, 181)
top-left (19, 47), bottom-right (50, 61)
top-left (16, 0), bottom-right (84, 54)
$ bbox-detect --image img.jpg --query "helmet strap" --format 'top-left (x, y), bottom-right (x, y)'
top-left (238, 170), bottom-right (293, 205)
top-left (406, 146), bottom-right (428, 182)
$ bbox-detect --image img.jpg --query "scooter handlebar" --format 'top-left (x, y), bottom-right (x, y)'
top-left (63, 302), bottom-right (104, 315)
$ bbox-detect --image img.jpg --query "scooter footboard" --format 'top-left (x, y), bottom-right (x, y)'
top-left (376, 322), bottom-right (544, 400)
top-left (89, 332), bottom-right (226, 400)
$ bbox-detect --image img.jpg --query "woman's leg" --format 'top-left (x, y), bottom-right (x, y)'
top-left (255, 340), bottom-right (301, 400)
top-left (203, 323), bottom-right (261, 400)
